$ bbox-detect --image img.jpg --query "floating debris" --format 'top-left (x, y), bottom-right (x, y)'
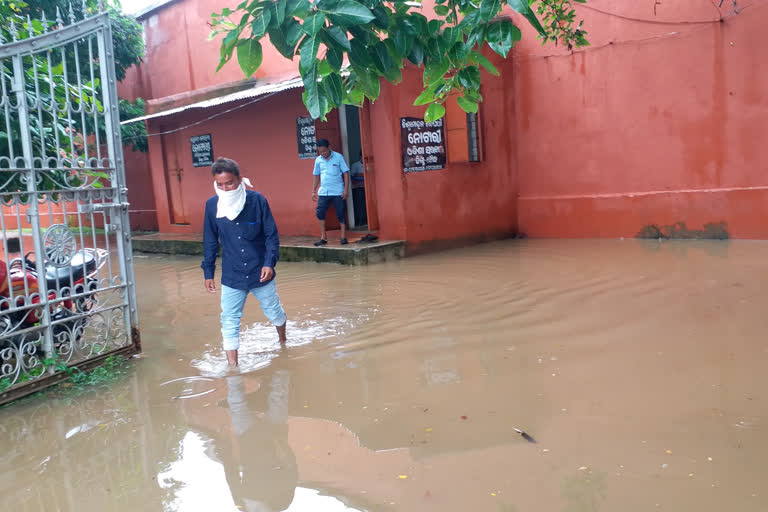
top-left (514, 427), bottom-right (537, 443)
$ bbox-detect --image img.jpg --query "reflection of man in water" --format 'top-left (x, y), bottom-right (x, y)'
top-left (223, 371), bottom-right (298, 511)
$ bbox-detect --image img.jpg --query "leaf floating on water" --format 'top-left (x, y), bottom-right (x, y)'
top-left (425, 428), bottom-right (433, 432)
top-left (461, 415), bottom-right (468, 420)
top-left (398, 474), bottom-right (408, 479)
top-left (578, 466), bottom-right (588, 471)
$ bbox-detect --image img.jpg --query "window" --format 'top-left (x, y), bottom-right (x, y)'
top-left (445, 94), bottom-right (482, 163)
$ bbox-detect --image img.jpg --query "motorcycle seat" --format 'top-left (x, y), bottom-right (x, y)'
top-left (45, 250), bottom-right (98, 289)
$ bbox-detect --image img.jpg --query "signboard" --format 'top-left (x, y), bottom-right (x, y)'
top-left (297, 116), bottom-right (317, 159)
top-left (190, 134), bottom-right (213, 167)
top-left (400, 117), bottom-right (446, 173)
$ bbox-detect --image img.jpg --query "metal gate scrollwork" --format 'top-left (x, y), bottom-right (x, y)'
top-left (0, 4), bottom-right (140, 403)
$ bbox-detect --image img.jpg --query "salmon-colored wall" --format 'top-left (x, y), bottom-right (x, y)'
top-left (126, 0), bottom-right (768, 244)
top-left (138, 0), bottom-right (299, 101)
top-left (146, 89), bottom-right (340, 235)
top-left (368, 59), bottom-right (518, 248)
top-left (118, 66), bottom-right (158, 231)
top-left (513, 0), bottom-right (768, 238)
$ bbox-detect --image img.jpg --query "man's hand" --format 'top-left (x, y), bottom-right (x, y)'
top-left (342, 189), bottom-right (348, 200)
top-left (311, 191), bottom-right (317, 202)
top-left (204, 279), bottom-right (216, 293)
top-left (260, 266), bottom-right (275, 283)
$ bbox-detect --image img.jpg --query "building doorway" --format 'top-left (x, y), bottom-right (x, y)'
top-left (339, 105), bottom-right (367, 229)
top-left (160, 131), bottom-right (189, 225)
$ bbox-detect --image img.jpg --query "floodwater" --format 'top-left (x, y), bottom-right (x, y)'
top-left (0, 239), bottom-right (766, 511)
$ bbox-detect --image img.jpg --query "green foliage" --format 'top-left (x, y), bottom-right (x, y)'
top-left (535, 0), bottom-right (589, 50)
top-left (119, 98), bottom-right (148, 153)
top-left (210, 0), bottom-right (588, 120)
top-left (0, 354), bottom-right (134, 406)
top-left (67, 354), bottom-right (132, 387)
top-left (19, 0), bottom-right (145, 81)
top-left (0, 0), bottom-right (145, 190)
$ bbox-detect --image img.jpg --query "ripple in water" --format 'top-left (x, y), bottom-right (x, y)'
top-left (191, 310), bottom-right (374, 377)
top-left (159, 376), bottom-right (217, 400)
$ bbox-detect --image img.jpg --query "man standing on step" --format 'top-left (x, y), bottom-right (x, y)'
top-left (202, 157), bottom-right (287, 367)
top-left (311, 139), bottom-right (350, 246)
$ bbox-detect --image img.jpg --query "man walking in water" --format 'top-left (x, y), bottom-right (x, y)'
top-left (202, 157), bottom-right (287, 367)
top-left (311, 139), bottom-right (350, 246)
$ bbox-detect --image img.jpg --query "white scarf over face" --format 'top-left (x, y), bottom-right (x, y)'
top-left (214, 177), bottom-right (252, 221)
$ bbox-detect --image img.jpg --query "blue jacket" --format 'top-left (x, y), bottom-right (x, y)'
top-left (201, 190), bottom-right (279, 290)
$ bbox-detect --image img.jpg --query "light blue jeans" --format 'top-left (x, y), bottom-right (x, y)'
top-left (220, 280), bottom-right (287, 351)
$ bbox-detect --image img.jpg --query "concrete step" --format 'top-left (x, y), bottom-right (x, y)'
top-left (131, 232), bottom-right (405, 265)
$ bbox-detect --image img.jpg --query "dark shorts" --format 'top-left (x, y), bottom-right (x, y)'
top-left (316, 195), bottom-right (346, 223)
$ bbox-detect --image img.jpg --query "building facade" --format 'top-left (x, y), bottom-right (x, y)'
top-left (120, 0), bottom-right (768, 246)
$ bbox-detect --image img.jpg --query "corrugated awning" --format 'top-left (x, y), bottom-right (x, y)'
top-left (120, 75), bottom-right (304, 126)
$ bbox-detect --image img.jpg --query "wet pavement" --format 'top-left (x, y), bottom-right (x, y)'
top-left (0, 239), bottom-right (766, 511)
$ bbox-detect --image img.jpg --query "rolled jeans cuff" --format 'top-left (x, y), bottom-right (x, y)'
top-left (222, 337), bottom-right (239, 351)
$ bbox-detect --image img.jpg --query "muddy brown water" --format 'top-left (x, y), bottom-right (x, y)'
top-left (0, 239), bottom-right (766, 511)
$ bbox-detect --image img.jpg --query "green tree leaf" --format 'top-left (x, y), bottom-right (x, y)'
top-left (449, 40), bottom-right (469, 64)
top-left (250, 9), bottom-right (271, 38)
top-left (393, 27), bottom-right (414, 57)
top-left (302, 65), bottom-right (322, 118)
top-left (374, 41), bottom-right (395, 74)
top-left (286, 0), bottom-right (311, 17)
top-left (349, 37), bottom-right (374, 68)
top-left (322, 0), bottom-right (375, 25)
top-left (318, 59), bottom-right (333, 76)
top-left (283, 19), bottom-right (304, 46)
top-left (299, 34), bottom-right (320, 74)
top-left (441, 26), bottom-right (461, 50)
top-left (344, 84), bottom-right (365, 106)
top-left (413, 81), bottom-right (444, 106)
top-left (507, 0), bottom-right (546, 35)
top-left (356, 69), bottom-right (381, 100)
top-left (459, 10), bottom-right (481, 32)
top-left (458, 65), bottom-right (481, 89)
top-left (480, 0), bottom-right (501, 20)
top-left (326, 46), bottom-right (343, 71)
top-left (469, 50), bottom-right (500, 75)
top-left (323, 73), bottom-right (343, 105)
top-left (434, 4), bottom-right (450, 16)
top-left (270, 0), bottom-right (286, 26)
top-left (302, 13), bottom-right (326, 35)
top-left (424, 57), bottom-right (450, 86)
top-left (424, 102), bottom-right (446, 123)
top-left (237, 38), bottom-right (263, 77)
top-left (268, 27), bottom-right (295, 58)
top-left (457, 95), bottom-right (479, 113)
top-left (486, 20), bottom-right (520, 57)
top-left (325, 25), bottom-right (351, 50)
top-left (408, 41), bottom-right (424, 65)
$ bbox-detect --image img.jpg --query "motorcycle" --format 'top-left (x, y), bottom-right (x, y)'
top-left (0, 248), bottom-right (109, 351)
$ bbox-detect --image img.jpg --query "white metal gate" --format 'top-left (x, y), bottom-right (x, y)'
top-left (0, 6), bottom-right (140, 403)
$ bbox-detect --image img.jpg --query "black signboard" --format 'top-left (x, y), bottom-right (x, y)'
top-left (297, 116), bottom-right (317, 159)
top-left (190, 134), bottom-right (213, 167)
top-left (400, 117), bottom-right (446, 173)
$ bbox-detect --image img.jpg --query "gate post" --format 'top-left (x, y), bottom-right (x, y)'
top-left (97, 16), bottom-right (139, 339)
top-left (11, 54), bottom-right (53, 362)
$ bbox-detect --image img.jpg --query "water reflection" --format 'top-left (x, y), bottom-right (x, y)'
top-left (0, 240), bottom-right (766, 511)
